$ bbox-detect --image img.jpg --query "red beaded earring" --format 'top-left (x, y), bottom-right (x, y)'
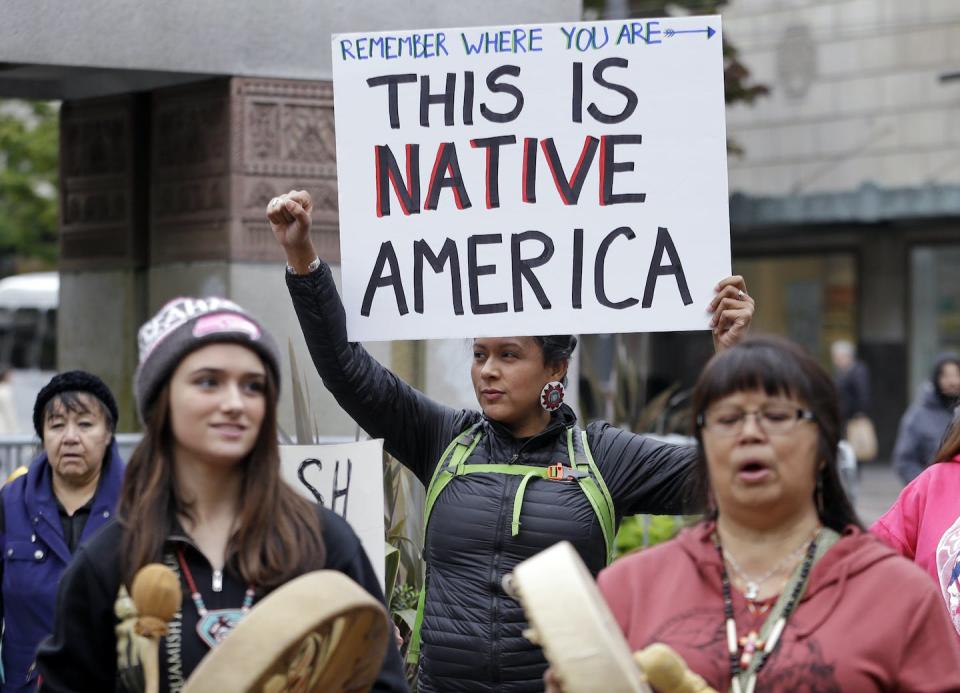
top-left (540, 381), bottom-right (565, 412)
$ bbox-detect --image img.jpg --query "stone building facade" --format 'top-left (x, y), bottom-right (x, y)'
top-left (0, 1), bottom-right (581, 431)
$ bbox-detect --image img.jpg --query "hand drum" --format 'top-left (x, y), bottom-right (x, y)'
top-left (183, 571), bottom-right (390, 693)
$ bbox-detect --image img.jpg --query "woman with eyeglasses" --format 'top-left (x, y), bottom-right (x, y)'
top-left (548, 336), bottom-right (960, 692)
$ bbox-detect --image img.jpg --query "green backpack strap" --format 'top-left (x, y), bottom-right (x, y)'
top-left (567, 426), bottom-right (617, 564)
top-left (406, 422), bottom-right (617, 665)
top-left (407, 421), bottom-right (484, 664)
top-left (423, 421), bottom-right (484, 527)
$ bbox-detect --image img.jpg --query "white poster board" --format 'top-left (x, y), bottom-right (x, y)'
top-left (331, 16), bottom-right (730, 341)
top-left (280, 439), bottom-right (386, 587)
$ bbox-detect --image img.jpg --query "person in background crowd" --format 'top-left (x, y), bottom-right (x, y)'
top-left (893, 353), bottom-right (960, 484)
top-left (36, 297), bottom-right (406, 692)
top-left (548, 337), bottom-right (960, 692)
top-left (0, 371), bottom-right (123, 692)
top-left (268, 189), bottom-right (755, 692)
top-left (830, 340), bottom-right (873, 501)
top-left (873, 416), bottom-right (960, 639)
top-left (830, 340), bottom-right (870, 427)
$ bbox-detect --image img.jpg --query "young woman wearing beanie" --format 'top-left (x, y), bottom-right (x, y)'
top-left (0, 371), bottom-right (123, 692)
top-left (35, 297), bottom-right (407, 691)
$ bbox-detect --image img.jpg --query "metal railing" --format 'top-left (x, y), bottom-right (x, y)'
top-left (0, 433), bottom-right (359, 481)
top-left (0, 433), bottom-right (143, 480)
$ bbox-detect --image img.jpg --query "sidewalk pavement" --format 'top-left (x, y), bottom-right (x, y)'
top-left (855, 461), bottom-right (904, 526)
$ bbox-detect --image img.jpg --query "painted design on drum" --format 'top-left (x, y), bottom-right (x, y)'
top-left (648, 607), bottom-right (840, 692)
top-left (935, 512), bottom-right (960, 634)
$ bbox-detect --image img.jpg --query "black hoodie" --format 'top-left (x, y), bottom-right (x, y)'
top-left (892, 352), bottom-right (960, 484)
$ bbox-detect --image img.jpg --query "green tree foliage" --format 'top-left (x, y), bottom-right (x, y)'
top-left (615, 514), bottom-right (701, 556)
top-left (0, 100), bottom-right (59, 269)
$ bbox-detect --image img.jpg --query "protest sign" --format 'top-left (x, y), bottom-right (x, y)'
top-left (332, 16), bottom-right (729, 341)
top-left (280, 439), bottom-right (386, 586)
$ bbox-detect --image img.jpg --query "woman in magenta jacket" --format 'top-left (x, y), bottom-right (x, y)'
top-left (873, 416), bottom-right (960, 639)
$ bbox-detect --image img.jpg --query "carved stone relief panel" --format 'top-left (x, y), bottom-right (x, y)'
top-left (152, 82), bottom-right (229, 176)
top-left (149, 222), bottom-right (230, 265)
top-left (150, 80), bottom-right (232, 263)
top-left (59, 95), bottom-right (147, 269)
top-left (282, 104), bottom-right (336, 164)
top-left (230, 78), bottom-right (339, 263)
top-left (248, 103), bottom-right (280, 161)
top-left (60, 228), bottom-right (135, 261)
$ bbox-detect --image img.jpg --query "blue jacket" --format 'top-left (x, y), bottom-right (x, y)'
top-left (0, 441), bottom-right (124, 692)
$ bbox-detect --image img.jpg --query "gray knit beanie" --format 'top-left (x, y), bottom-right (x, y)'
top-left (134, 297), bottom-right (281, 422)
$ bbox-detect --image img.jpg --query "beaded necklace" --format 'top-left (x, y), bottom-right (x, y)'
top-left (714, 532), bottom-right (819, 693)
top-left (176, 548), bottom-right (256, 649)
top-left (721, 532), bottom-right (813, 601)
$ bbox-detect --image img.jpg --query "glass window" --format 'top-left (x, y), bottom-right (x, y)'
top-left (734, 253), bottom-right (857, 366)
top-left (909, 245), bottom-right (960, 398)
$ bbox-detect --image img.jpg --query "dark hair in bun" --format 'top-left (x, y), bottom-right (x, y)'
top-left (534, 335), bottom-right (578, 367)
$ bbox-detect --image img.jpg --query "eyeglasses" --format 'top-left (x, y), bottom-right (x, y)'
top-left (698, 405), bottom-right (816, 437)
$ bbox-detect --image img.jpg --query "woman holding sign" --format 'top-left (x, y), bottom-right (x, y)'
top-left (36, 298), bottom-right (407, 691)
top-left (270, 189), bottom-right (754, 692)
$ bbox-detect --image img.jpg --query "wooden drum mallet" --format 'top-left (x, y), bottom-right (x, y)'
top-left (130, 564), bottom-right (183, 693)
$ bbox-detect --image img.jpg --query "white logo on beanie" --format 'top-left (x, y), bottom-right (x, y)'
top-left (138, 297), bottom-right (245, 363)
top-left (193, 313), bottom-right (261, 340)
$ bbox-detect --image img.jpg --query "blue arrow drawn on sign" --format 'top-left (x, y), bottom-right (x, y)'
top-left (664, 26), bottom-right (716, 39)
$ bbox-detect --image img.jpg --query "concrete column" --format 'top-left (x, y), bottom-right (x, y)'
top-left (58, 94), bottom-right (149, 430)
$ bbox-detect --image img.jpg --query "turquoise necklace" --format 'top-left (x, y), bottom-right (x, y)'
top-left (175, 548), bottom-right (255, 648)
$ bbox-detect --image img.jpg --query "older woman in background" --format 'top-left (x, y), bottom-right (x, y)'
top-left (0, 371), bottom-right (123, 692)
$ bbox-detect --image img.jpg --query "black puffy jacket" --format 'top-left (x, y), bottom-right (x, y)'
top-left (287, 263), bottom-right (696, 692)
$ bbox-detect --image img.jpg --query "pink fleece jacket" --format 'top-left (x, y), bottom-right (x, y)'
top-left (872, 458), bottom-right (960, 638)
top-left (598, 522), bottom-right (960, 692)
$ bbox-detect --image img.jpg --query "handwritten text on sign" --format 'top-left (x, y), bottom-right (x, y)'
top-left (331, 17), bottom-right (730, 341)
top-left (280, 440), bottom-right (386, 586)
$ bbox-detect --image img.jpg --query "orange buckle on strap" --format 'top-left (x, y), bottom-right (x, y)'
top-left (547, 463), bottom-right (565, 480)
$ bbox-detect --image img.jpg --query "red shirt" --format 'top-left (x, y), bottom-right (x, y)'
top-left (598, 522), bottom-right (960, 692)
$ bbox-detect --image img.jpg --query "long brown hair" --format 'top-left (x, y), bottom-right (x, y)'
top-left (118, 360), bottom-right (325, 589)
top-left (933, 416), bottom-right (960, 464)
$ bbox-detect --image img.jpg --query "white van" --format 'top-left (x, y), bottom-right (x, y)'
top-left (0, 272), bottom-right (58, 433)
